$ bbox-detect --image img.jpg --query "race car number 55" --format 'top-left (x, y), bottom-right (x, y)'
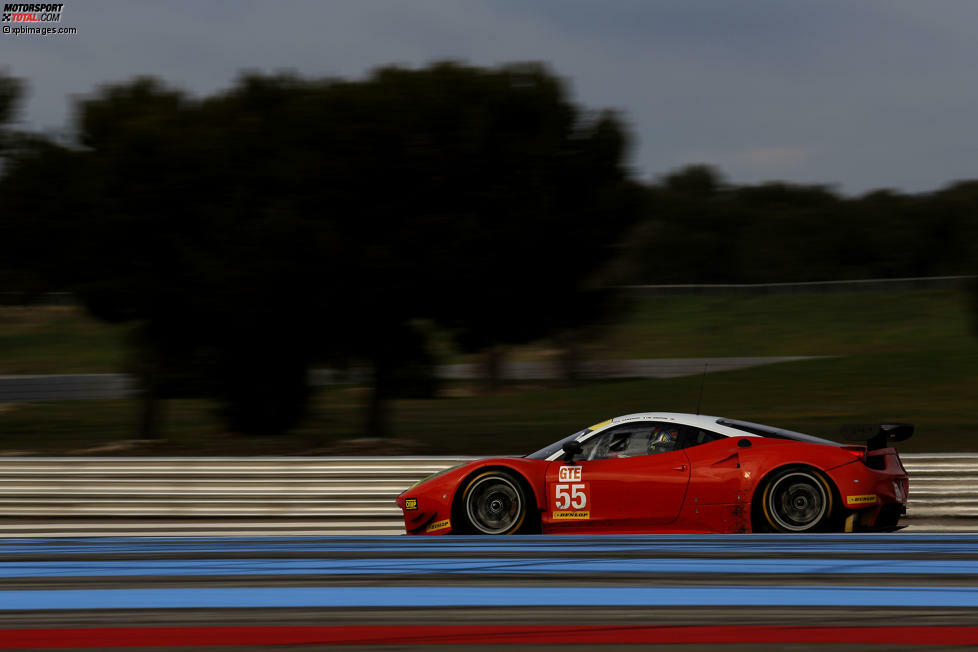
top-left (555, 483), bottom-right (587, 509)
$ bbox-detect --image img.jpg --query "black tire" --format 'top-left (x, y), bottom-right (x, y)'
top-left (459, 470), bottom-right (528, 535)
top-left (760, 466), bottom-right (835, 533)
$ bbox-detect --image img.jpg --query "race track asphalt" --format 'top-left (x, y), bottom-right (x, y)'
top-left (1, 534), bottom-right (977, 649)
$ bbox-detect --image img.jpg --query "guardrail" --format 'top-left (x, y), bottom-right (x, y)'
top-left (0, 454), bottom-right (972, 536)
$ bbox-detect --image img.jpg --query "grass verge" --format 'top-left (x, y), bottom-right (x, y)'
top-left (2, 348), bottom-right (975, 454)
top-left (0, 289), bottom-right (975, 454)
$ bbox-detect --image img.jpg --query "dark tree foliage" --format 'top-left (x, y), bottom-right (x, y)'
top-left (0, 72), bottom-right (32, 300)
top-left (0, 72), bottom-right (100, 304)
top-left (632, 166), bottom-right (978, 284)
top-left (0, 64), bottom-right (641, 437)
top-left (305, 63), bottom-right (642, 427)
top-left (0, 72), bottom-right (23, 155)
top-left (403, 67), bottom-right (644, 370)
top-left (8, 61), bottom-right (971, 439)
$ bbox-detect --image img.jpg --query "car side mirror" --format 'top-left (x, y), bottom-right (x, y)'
top-left (562, 441), bottom-right (583, 463)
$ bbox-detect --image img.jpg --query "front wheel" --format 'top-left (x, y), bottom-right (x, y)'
top-left (460, 471), bottom-right (528, 535)
top-left (760, 467), bottom-right (834, 532)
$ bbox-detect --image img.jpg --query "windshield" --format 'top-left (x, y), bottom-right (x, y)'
top-left (526, 429), bottom-right (591, 459)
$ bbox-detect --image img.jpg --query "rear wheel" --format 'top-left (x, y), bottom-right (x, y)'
top-left (760, 467), bottom-right (834, 532)
top-left (460, 471), bottom-right (528, 535)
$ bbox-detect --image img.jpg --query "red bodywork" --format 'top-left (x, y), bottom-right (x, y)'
top-left (395, 437), bottom-right (909, 535)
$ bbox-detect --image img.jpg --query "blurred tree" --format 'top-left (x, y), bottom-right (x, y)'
top-left (923, 182), bottom-right (978, 278)
top-left (71, 76), bottom-right (348, 435)
top-left (0, 71), bottom-right (23, 155)
top-left (4, 62), bottom-right (978, 440)
top-left (0, 72), bottom-right (33, 301)
top-left (663, 164), bottom-right (721, 196)
top-left (631, 165), bottom-right (736, 284)
top-left (731, 182), bottom-right (841, 282)
top-left (630, 168), bottom-right (978, 286)
top-left (0, 76), bottom-right (322, 435)
top-left (0, 63), bottom-right (643, 438)
top-left (396, 64), bottom-right (645, 390)
top-left (304, 63), bottom-right (643, 425)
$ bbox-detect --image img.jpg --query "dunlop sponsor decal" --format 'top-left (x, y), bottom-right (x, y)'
top-left (425, 518), bottom-right (451, 532)
top-left (846, 494), bottom-right (878, 505)
top-left (404, 498), bottom-right (418, 510)
top-left (552, 510), bottom-right (590, 520)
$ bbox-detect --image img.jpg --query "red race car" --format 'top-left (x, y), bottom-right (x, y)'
top-left (396, 413), bottom-right (911, 535)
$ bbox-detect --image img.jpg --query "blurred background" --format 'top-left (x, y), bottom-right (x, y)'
top-left (1, 1), bottom-right (976, 457)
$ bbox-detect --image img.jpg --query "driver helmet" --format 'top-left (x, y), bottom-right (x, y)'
top-left (649, 427), bottom-right (677, 451)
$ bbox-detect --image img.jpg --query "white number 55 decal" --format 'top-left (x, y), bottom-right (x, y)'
top-left (555, 483), bottom-right (587, 509)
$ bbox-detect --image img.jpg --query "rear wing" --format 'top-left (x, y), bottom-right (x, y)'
top-left (841, 423), bottom-right (914, 451)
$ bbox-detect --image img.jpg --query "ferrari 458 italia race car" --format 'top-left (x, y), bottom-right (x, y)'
top-left (396, 413), bottom-right (911, 535)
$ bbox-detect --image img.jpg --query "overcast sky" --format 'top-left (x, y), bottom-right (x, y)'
top-left (3, 0), bottom-right (977, 194)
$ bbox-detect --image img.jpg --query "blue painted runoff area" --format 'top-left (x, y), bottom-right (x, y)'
top-left (3, 557), bottom-right (978, 578)
top-left (2, 586), bottom-right (978, 610)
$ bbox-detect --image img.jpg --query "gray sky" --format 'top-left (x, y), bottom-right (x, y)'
top-left (3, 0), bottom-right (977, 194)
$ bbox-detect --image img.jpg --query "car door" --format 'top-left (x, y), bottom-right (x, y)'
top-left (543, 422), bottom-right (691, 532)
top-left (679, 426), bottom-right (752, 505)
